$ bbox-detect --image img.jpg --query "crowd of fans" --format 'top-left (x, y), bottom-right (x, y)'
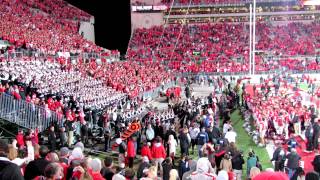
top-left (21, 0), bottom-right (91, 22)
top-left (1, 76), bottom-right (320, 180)
top-left (256, 23), bottom-right (320, 57)
top-left (254, 57), bottom-right (320, 73)
top-left (243, 74), bottom-right (320, 149)
top-left (2, 0), bottom-right (320, 179)
top-left (0, 57), bottom-right (176, 147)
top-left (128, 22), bottom-right (320, 74)
top-left (77, 61), bottom-right (173, 99)
top-left (0, 0), bottom-right (103, 55)
top-left (127, 23), bottom-right (249, 73)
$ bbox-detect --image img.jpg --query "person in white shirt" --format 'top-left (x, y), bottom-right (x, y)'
top-left (146, 124), bottom-right (155, 142)
top-left (189, 123), bottom-right (200, 154)
top-left (168, 135), bottom-right (177, 163)
top-left (223, 121), bottom-right (232, 135)
top-left (9, 140), bottom-right (34, 167)
top-left (225, 128), bottom-right (237, 144)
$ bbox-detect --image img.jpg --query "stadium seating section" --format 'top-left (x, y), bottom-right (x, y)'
top-left (128, 22), bottom-right (320, 74)
top-left (0, 0), bottom-right (100, 54)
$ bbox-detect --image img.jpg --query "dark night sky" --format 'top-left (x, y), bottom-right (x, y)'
top-left (66, 0), bottom-right (132, 55)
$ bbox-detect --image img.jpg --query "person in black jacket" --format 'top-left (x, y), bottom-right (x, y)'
top-left (0, 139), bottom-right (24, 180)
top-left (305, 124), bottom-right (314, 152)
top-left (24, 145), bottom-right (50, 180)
top-left (179, 128), bottom-right (190, 156)
top-left (271, 143), bottom-right (285, 171)
top-left (206, 127), bottom-right (214, 144)
top-left (211, 125), bottom-right (222, 145)
top-left (80, 122), bottom-right (89, 144)
top-left (137, 156), bottom-right (150, 179)
top-left (48, 126), bottom-right (57, 151)
top-left (231, 151), bottom-right (245, 180)
top-left (59, 127), bottom-right (67, 148)
top-left (286, 148), bottom-right (301, 179)
top-left (165, 126), bottom-right (177, 142)
top-left (312, 155), bottom-right (320, 175)
top-left (185, 86), bottom-right (191, 99)
top-left (178, 155), bottom-right (190, 179)
top-left (313, 119), bottom-right (320, 153)
top-left (154, 123), bottom-right (164, 139)
top-left (162, 157), bottom-right (173, 180)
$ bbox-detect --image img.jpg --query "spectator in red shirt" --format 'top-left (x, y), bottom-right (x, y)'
top-left (16, 130), bottom-right (25, 148)
top-left (141, 142), bottom-right (153, 161)
top-left (151, 136), bottom-right (166, 173)
top-left (0, 84), bottom-right (5, 94)
top-left (127, 137), bottom-right (136, 168)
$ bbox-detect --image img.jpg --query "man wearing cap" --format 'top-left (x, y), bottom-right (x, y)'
top-left (0, 139), bottom-right (24, 180)
top-left (59, 147), bottom-right (69, 164)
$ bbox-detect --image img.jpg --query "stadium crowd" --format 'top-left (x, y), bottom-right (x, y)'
top-left (0, 76), bottom-right (319, 180)
top-left (241, 74), bottom-right (320, 148)
top-left (77, 61), bottom-right (173, 98)
top-left (127, 23), bottom-right (249, 73)
top-left (22, 0), bottom-right (92, 22)
top-left (1, 0), bottom-right (320, 179)
top-left (128, 22), bottom-right (320, 74)
top-left (0, 0), bottom-right (102, 55)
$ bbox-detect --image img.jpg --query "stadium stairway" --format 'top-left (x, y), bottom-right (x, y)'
top-left (0, 94), bottom-right (60, 132)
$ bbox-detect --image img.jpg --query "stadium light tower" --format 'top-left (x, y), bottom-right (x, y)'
top-left (252, 0), bottom-right (256, 75)
top-left (249, 4), bottom-right (252, 75)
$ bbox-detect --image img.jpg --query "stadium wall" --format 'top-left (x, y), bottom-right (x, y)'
top-left (79, 16), bottom-right (95, 43)
top-left (131, 12), bottom-right (164, 29)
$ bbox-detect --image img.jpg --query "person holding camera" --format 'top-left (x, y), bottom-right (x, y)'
top-left (246, 151), bottom-right (258, 178)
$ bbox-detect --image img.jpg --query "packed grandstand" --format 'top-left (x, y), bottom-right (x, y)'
top-left (0, 0), bottom-right (320, 180)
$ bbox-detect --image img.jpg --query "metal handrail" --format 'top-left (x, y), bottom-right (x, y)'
top-left (0, 93), bottom-right (63, 132)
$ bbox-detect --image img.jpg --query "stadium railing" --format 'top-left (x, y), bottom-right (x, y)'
top-left (137, 81), bottom-right (176, 101)
top-left (166, 0), bottom-right (298, 7)
top-left (1, 50), bottom-right (119, 62)
top-left (0, 93), bottom-right (62, 132)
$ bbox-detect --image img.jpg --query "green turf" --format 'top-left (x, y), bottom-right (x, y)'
top-left (230, 109), bottom-right (273, 175)
top-left (299, 83), bottom-right (309, 92)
